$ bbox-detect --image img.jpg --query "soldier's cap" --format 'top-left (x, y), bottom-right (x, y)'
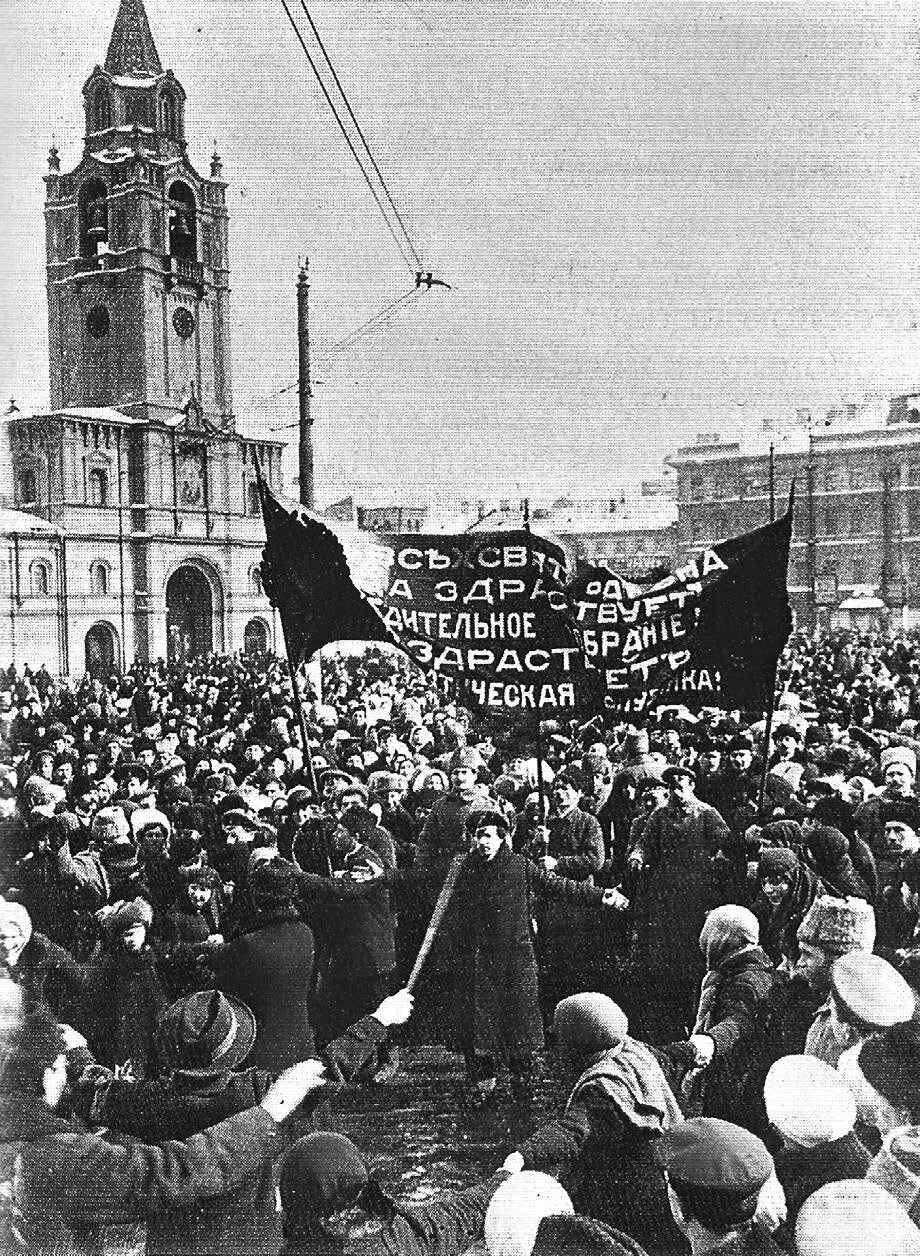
top-left (635, 775), bottom-right (666, 795)
top-left (654, 1117), bottom-right (773, 1228)
top-left (155, 756), bottom-right (187, 781)
top-left (831, 952), bottom-right (916, 1030)
top-left (286, 786), bottom-right (313, 810)
top-left (662, 764), bottom-right (696, 787)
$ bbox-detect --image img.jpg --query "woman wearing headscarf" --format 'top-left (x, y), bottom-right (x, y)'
top-left (505, 993), bottom-right (687, 1254)
top-left (754, 846), bottom-right (821, 970)
top-left (677, 905), bottom-right (779, 1138)
top-left (806, 825), bottom-right (874, 902)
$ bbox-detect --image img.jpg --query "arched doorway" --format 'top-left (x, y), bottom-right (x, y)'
top-left (166, 565), bottom-right (213, 663)
top-left (244, 618), bottom-right (270, 656)
top-left (85, 622), bottom-right (118, 677)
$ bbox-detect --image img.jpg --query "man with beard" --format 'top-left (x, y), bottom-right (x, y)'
top-left (415, 749), bottom-right (492, 868)
top-left (855, 746), bottom-right (917, 855)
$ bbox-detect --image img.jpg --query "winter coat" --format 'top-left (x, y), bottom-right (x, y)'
top-left (303, 842), bottom-right (396, 1044)
top-left (414, 793), bottom-right (492, 867)
top-left (516, 1042), bottom-right (688, 1254)
top-left (0, 1091), bottom-right (283, 1256)
top-left (5, 930), bottom-right (87, 1020)
top-left (630, 799), bottom-right (735, 988)
top-left (450, 846), bottom-right (606, 1058)
top-left (78, 945), bottom-right (168, 1075)
top-left (688, 944), bottom-right (780, 1135)
top-left (74, 1015), bottom-right (388, 1256)
top-left (280, 1171), bottom-right (508, 1256)
top-left (533, 806), bottom-right (607, 987)
top-left (214, 908), bottom-right (316, 1070)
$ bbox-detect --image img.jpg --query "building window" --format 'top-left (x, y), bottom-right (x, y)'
top-left (249, 565), bottom-right (263, 595)
top-left (168, 182), bottom-right (197, 261)
top-left (247, 482), bottom-right (260, 516)
top-left (823, 505), bottom-right (838, 536)
top-left (18, 470), bottom-right (37, 504)
top-left (851, 558), bottom-right (865, 584)
top-left (89, 561), bottom-right (109, 596)
top-left (30, 560), bottom-right (51, 597)
top-left (908, 499), bottom-right (920, 535)
top-left (689, 474), bottom-right (704, 502)
top-left (849, 468), bottom-right (867, 491)
top-left (79, 179), bottom-right (108, 257)
top-left (160, 92), bottom-right (181, 139)
top-left (88, 468), bottom-right (108, 506)
top-left (823, 464), bottom-right (839, 493)
top-left (91, 85), bottom-right (112, 132)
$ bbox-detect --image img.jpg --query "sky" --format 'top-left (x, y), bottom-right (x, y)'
top-left (2, 0), bottom-right (920, 505)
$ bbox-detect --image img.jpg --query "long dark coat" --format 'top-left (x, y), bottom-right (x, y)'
top-left (450, 846), bottom-right (605, 1059)
top-left (78, 945), bottom-right (168, 1074)
top-left (631, 799), bottom-right (734, 989)
top-left (689, 945), bottom-right (780, 1136)
top-left (214, 908), bottom-right (316, 1069)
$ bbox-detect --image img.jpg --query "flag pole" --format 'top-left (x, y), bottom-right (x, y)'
top-left (757, 662), bottom-right (780, 821)
top-left (522, 499), bottom-right (547, 827)
top-left (254, 459), bottom-right (320, 802)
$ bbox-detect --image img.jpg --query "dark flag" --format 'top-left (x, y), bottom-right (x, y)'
top-left (257, 477), bottom-right (402, 667)
top-left (568, 505), bottom-right (794, 713)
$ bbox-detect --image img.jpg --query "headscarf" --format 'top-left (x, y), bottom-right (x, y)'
top-left (0, 901), bottom-right (32, 970)
top-left (756, 846), bottom-right (821, 966)
top-left (693, 906), bottom-right (760, 1036)
top-left (760, 819), bottom-right (805, 853)
top-left (807, 825), bottom-right (871, 901)
top-left (280, 1132), bottom-right (368, 1224)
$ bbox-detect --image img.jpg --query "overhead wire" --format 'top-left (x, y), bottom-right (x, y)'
top-left (296, 0), bottom-right (423, 272)
top-left (278, 0), bottom-right (420, 274)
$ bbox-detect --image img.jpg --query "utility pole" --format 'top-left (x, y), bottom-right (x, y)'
top-left (297, 259), bottom-right (314, 509)
top-left (768, 442), bottom-right (776, 522)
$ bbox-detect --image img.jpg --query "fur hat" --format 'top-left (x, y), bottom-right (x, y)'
top-left (796, 895), bottom-right (875, 957)
top-left (249, 860), bottom-right (297, 910)
top-left (553, 993), bottom-right (629, 1052)
top-left (91, 806), bottom-right (131, 843)
top-left (449, 748), bottom-right (481, 772)
top-left (881, 746), bottom-right (917, 779)
top-left (98, 897), bottom-right (153, 933)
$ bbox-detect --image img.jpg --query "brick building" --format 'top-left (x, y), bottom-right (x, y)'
top-left (1, 0), bottom-right (284, 674)
top-left (667, 396), bottom-right (920, 631)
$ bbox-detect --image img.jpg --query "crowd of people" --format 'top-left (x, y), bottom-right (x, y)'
top-left (3, 629), bottom-right (920, 1254)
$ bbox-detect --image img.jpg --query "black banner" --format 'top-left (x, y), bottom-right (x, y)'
top-left (568, 508), bottom-right (793, 713)
top-left (376, 532), bottom-right (597, 711)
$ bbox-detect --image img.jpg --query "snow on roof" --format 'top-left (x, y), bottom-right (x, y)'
top-left (838, 586), bottom-right (886, 610)
top-left (111, 75), bottom-right (160, 89)
top-left (13, 407), bottom-right (144, 426)
top-left (0, 508), bottom-right (60, 536)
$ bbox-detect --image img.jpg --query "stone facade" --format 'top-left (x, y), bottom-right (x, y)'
top-left (667, 396), bottom-right (920, 631)
top-left (1, 0), bottom-right (284, 675)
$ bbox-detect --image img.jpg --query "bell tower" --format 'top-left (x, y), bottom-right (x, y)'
top-left (44, 0), bottom-right (233, 430)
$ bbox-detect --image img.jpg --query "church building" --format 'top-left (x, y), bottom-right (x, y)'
top-left (1, 0), bottom-right (284, 675)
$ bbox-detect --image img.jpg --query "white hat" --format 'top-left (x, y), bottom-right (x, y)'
top-left (796, 1181), bottom-right (920, 1256)
top-left (763, 1055), bottom-right (856, 1148)
top-left (484, 1172), bottom-right (572, 1256)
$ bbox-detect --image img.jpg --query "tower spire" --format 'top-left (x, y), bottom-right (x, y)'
top-left (104, 0), bottom-right (163, 78)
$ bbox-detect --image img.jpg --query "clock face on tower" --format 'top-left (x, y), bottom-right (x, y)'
top-left (172, 307), bottom-right (196, 340)
top-left (86, 305), bottom-right (110, 338)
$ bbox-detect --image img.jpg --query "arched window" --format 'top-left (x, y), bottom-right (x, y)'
top-left (168, 181), bottom-right (197, 261)
top-left (18, 469), bottom-right (37, 504)
top-left (88, 467), bottom-right (108, 506)
top-left (160, 92), bottom-right (181, 139)
top-left (244, 618), bottom-right (270, 655)
top-left (249, 565), bottom-right (263, 595)
top-left (30, 560), bottom-right (51, 597)
top-left (92, 85), bottom-right (113, 132)
top-left (79, 179), bottom-right (108, 257)
top-left (89, 560), bottom-right (109, 596)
